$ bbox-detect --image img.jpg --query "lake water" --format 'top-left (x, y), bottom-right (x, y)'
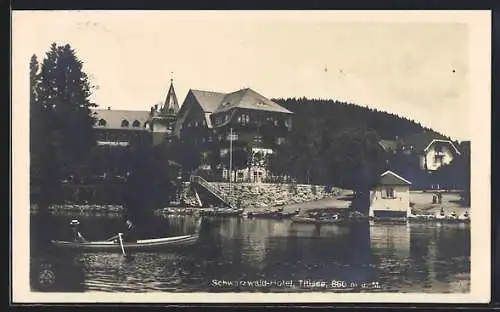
top-left (29, 214), bottom-right (470, 293)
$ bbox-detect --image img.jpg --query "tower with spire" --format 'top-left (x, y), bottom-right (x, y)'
top-left (150, 76), bottom-right (179, 146)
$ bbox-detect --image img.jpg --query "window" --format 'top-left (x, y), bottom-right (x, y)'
top-left (436, 144), bottom-right (444, 154)
top-left (385, 188), bottom-right (395, 199)
top-left (98, 119), bottom-right (107, 126)
top-left (239, 114), bottom-right (250, 125)
top-left (195, 121), bottom-right (199, 127)
top-left (121, 120), bottom-right (129, 127)
top-left (254, 136), bottom-right (263, 143)
top-left (284, 118), bottom-right (292, 128)
top-left (276, 137), bottom-right (286, 145)
top-left (132, 120), bottom-right (141, 128)
top-left (208, 136), bottom-right (213, 143)
top-left (202, 137), bottom-right (206, 143)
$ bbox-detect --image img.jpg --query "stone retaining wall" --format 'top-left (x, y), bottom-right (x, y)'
top-left (30, 203), bottom-right (124, 213)
top-left (182, 182), bottom-right (344, 209)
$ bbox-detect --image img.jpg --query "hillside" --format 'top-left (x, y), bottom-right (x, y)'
top-left (267, 97), bottom-right (467, 195)
top-left (272, 97), bottom-right (448, 140)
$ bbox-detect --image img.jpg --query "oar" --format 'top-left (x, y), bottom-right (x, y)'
top-left (118, 233), bottom-right (126, 256)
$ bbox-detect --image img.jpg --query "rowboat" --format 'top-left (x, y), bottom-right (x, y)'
top-left (246, 209), bottom-right (299, 219)
top-left (51, 218), bottom-right (203, 252)
top-left (291, 215), bottom-right (352, 225)
top-left (51, 233), bottom-right (199, 252)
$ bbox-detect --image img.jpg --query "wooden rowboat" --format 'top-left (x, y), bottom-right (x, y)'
top-left (51, 233), bottom-right (199, 252)
top-left (247, 209), bottom-right (299, 219)
top-left (51, 218), bottom-right (203, 252)
top-left (291, 215), bottom-right (351, 225)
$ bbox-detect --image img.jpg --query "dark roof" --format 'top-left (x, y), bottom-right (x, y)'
top-left (379, 139), bottom-right (398, 152)
top-left (159, 80), bottom-right (179, 115)
top-left (379, 131), bottom-right (461, 155)
top-left (379, 170), bottom-right (412, 186)
top-left (213, 88), bottom-right (293, 115)
top-left (190, 89), bottom-right (227, 113)
top-left (92, 109), bottom-right (150, 130)
top-left (399, 131), bottom-right (450, 153)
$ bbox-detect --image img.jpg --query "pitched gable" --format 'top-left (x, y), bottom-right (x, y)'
top-left (379, 170), bottom-right (412, 186)
top-left (191, 89), bottom-right (227, 113)
top-left (214, 88), bottom-right (293, 114)
top-left (399, 131), bottom-right (449, 153)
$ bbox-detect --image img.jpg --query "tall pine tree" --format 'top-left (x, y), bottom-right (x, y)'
top-left (30, 43), bottom-right (97, 215)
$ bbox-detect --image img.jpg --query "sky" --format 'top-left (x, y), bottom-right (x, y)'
top-left (12, 11), bottom-right (484, 141)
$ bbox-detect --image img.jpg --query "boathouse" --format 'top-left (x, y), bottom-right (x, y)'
top-left (369, 170), bottom-right (412, 220)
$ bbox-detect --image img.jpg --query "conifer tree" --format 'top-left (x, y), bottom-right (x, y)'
top-left (30, 43), bottom-right (97, 215)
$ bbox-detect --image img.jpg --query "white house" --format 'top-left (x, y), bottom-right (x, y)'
top-left (417, 139), bottom-right (461, 171)
top-left (379, 131), bottom-right (461, 172)
top-left (369, 170), bottom-right (412, 220)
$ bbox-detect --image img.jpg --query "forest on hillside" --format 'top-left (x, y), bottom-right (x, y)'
top-left (266, 97), bottom-right (469, 209)
top-left (272, 97), bottom-right (447, 141)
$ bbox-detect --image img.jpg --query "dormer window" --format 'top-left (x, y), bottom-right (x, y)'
top-left (121, 120), bottom-right (130, 127)
top-left (98, 119), bottom-right (107, 126)
top-left (132, 120), bottom-right (141, 128)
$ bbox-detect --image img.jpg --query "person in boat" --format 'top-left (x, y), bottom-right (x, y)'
top-left (69, 220), bottom-right (87, 243)
top-left (122, 215), bottom-right (138, 242)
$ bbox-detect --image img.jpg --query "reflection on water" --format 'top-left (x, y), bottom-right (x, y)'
top-left (30, 214), bottom-right (470, 293)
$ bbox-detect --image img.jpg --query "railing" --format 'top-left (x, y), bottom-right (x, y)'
top-left (190, 176), bottom-right (234, 208)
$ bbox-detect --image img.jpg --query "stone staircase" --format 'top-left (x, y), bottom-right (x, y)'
top-left (189, 176), bottom-right (235, 209)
